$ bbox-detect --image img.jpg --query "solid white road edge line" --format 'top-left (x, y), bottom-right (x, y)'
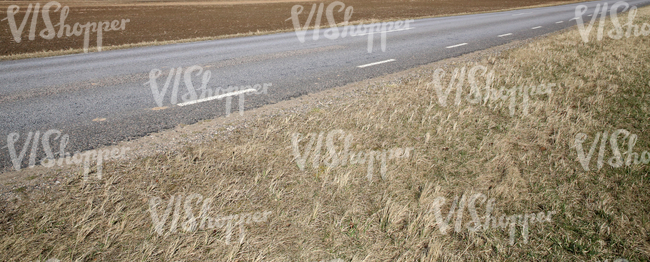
top-left (356, 27), bottom-right (415, 36)
top-left (498, 33), bottom-right (513, 37)
top-left (532, 26), bottom-right (542, 29)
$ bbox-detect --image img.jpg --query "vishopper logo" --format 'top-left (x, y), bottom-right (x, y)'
top-left (575, 129), bottom-right (649, 171)
top-left (144, 65), bottom-right (271, 116)
top-left (2, 1), bottom-right (130, 52)
top-left (575, 1), bottom-right (650, 43)
top-left (287, 1), bottom-right (414, 53)
top-left (429, 192), bottom-right (556, 245)
top-left (4, 129), bottom-right (130, 181)
top-left (148, 193), bottom-right (272, 244)
top-left (291, 129), bottom-right (413, 182)
top-left (430, 65), bottom-right (554, 116)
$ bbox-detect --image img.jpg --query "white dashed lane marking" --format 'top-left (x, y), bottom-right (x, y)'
top-left (177, 89), bottom-right (257, 106)
top-left (357, 59), bottom-right (396, 68)
top-left (446, 43), bottom-right (468, 48)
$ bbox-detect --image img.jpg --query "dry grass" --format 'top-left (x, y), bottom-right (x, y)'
top-left (1, 4), bottom-right (650, 262)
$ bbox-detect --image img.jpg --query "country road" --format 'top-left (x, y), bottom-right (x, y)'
top-left (0, 0), bottom-right (647, 171)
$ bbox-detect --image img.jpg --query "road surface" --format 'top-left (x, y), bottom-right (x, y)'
top-left (0, 0), bottom-right (647, 170)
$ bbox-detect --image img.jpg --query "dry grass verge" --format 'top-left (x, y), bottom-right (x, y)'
top-left (1, 4), bottom-right (649, 262)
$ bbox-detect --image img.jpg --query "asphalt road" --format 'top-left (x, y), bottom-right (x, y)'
top-left (0, 0), bottom-right (648, 171)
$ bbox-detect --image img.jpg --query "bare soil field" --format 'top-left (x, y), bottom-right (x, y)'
top-left (0, 0), bottom-right (581, 57)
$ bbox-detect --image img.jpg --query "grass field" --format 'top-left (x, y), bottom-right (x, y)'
top-left (0, 0), bottom-right (582, 59)
top-left (1, 3), bottom-right (650, 262)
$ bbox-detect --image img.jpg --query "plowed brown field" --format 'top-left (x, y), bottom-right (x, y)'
top-left (0, 0), bottom-right (581, 56)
